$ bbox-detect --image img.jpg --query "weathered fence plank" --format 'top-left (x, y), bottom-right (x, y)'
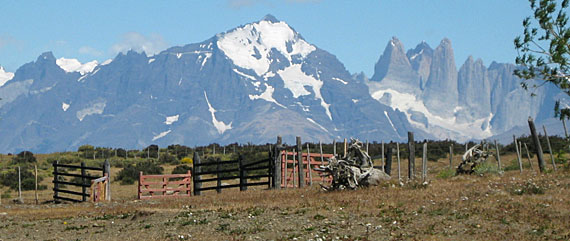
top-left (528, 117), bottom-right (546, 172)
top-left (542, 125), bottom-right (557, 171)
top-left (408, 132), bottom-right (415, 180)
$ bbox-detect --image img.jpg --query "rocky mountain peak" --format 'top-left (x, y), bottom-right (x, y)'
top-left (262, 14), bottom-right (280, 23)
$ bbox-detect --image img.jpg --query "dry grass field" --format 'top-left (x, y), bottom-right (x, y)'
top-left (0, 153), bottom-right (569, 240)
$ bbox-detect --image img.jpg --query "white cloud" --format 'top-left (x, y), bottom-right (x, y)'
top-left (111, 32), bottom-right (168, 56)
top-left (79, 46), bottom-right (103, 56)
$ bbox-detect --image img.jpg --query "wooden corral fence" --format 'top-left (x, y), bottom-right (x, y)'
top-left (53, 160), bottom-right (110, 202)
top-left (138, 171), bottom-right (192, 199)
top-left (192, 152), bottom-right (272, 195)
top-left (280, 151), bottom-right (333, 188)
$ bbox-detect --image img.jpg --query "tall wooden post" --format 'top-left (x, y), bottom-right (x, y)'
top-left (296, 137), bottom-right (304, 188)
top-left (343, 138), bottom-right (347, 158)
top-left (307, 143), bottom-right (312, 186)
top-left (216, 158), bottom-right (222, 193)
top-left (449, 144), bottom-right (453, 169)
top-left (422, 143), bottom-right (427, 183)
top-left (17, 166), bottom-right (22, 203)
top-left (273, 136), bottom-right (282, 189)
top-left (81, 162), bottom-right (87, 202)
top-left (239, 155), bottom-right (247, 191)
top-left (381, 141), bottom-right (385, 172)
top-left (528, 117), bottom-right (546, 172)
top-left (53, 161), bottom-right (59, 202)
top-left (542, 125), bottom-right (557, 171)
top-left (104, 159), bottom-right (111, 201)
top-left (494, 140), bottom-right (502, 171)
top-left (514, 135), bottom-right (523, 173)
top-left (192, 152), bottom-right (201, 196)
top-left (562, 118), bottom-right (568, 139)
top-left (319, 141), bottom-right (325, 182)
top-left (366, 140), bottom-right (369, 153)
top-left (408, 132), bottom-right (415, 180)
top-left (385, 145), bottom-right (392, 175)
top-left (333, 140), bottom-right (337, 156)
top-left (35, 165), bottom-right (38, 205)
top-left (396, 142), bottom-right (401, 182)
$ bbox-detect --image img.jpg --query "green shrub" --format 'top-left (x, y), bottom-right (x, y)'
top-left (436, 168), bottom-right (455, 179)
top-left (12, 151), bottom-right (37, 166)
top-left (159, 153), bottom-right (179, 164)
top-left (172, 165), bottom-right (192, 175)
top-left (473, 161), bottom-right (500, 175)
top-left (115, 160), bottom-right (163, 185)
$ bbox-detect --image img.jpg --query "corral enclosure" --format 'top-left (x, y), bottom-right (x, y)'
top-left (0, 133), bottom-right (569, 240)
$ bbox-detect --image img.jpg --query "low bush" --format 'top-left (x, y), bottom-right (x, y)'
top-left (473, 161), bottom-right (500, 175)
top-left (436, 168), bottom-right (455, 179)
top-left (115, 160), bottom-right (163, 185)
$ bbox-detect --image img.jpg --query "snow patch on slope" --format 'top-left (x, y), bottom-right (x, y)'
top-left (248, 83), bottom-right (286, 108)
top-left (384, 111), bottom-right (397, 133)
top-left (204, 91), bottom-right (232, 134)
top-left (278, 64), bottom-right (332, 120)
top-left (306, 118), bottom-right (330, 133)
top-left (0, 66), bottom-right (14, 86)
top-left (56, 58), bottom-right (98, 75)
top-left (76, 101), bottom-right (106, 121)
top-left (217, 19), bottom-right (315, 76)
top-left (233, 69), bottom-right (256, 80)
top-left (62, 102), bottom-right (70, 112)
top-left (164, 115), bottom-right (179, 125)
top-left (152, 130), bottom-right (171, 141)
top-left (332, 77), bottom-right (347, 85)
top-left (369, 86), bottom-right (493, 140)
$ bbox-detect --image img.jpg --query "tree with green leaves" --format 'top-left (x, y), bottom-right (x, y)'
top-left (515, 0), bottom-right (570, 118)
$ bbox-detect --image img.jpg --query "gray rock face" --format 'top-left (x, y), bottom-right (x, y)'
top-left (371, 37), bottom-right (420, 94)
top-left (457, 56), bottom-right (491, 122)
top-left (422, 38), bottom-right (458, 117)
top-left (406, 41), bottom-right (433, 90)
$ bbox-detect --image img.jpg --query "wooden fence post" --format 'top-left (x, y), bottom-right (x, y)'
top-left (284, 151), bottom-right (288, 188)
top-left (385, 145), bottom-right (392, 175)
top-left (296, 137), bottom-right (304, 188)
top-left (514, 135), bottom-right (523, 173)
top-left (319, 141), bottom-right (325, 182)
top-left (408, 132), bottom-right (415, 180)
top-left (273, 136), bottom-right (282, 189)
top-left (53, 161), bottom-right (59, 202)
top-left (35, 165), bottom-right (38, 205)
top-left (307, 143), bottom-right (312, 186)
top-left (81, 162), bottom-right (87, 202)
top-left (422, 143), bottom-right (427, 183)
top-left (366, 140), bottom-right (369, 153)
top-left (449, 144), bottom-right (453, 169)
top-left (494, 140), bottom-right (502, 171)
top-left (239, 155), bottom-right (247, 191)
top-left (104, 159), bottom-right (111, 201)
top-left (528, 117), bottom-right (546, 172)
top-left (292, 151), bottom-right (296, 187)
top-left (543, 125), bottom-right (557, 171)
top-left (343, 138), bottom-right (347, 158)
top-left (18, 166), bottom-right (22, 203)
top-left (138, 171), bottom-right (142, 200)
top-left (192, 152), bottom-right (201, 196)
top-left (381, 141), bottom-right (385, 172)
top-left (333, 140), bottom-right (337, 156)
top-left (396, 142), bottom-right (401, 182)
top-left (562, 118), bottom-right (568, 139)
top-left (216, 158), bottom-right (221, 193)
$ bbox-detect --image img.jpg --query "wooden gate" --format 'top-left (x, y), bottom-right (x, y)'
top-left (280, 151), bottom-right (334, 188)
top-left (138, 171), bottom-right (192, 199)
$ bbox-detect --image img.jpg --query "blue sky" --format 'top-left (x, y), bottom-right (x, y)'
top-left (0, 0), bottom-right (531, 77)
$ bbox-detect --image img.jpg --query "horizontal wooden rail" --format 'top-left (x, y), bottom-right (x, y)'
top-left (194, 160), bottom-right (239, 167)
top-left (244, 165), bottom-right (270, 172)
top-left (242, 159), bottom-right (270, 168)
top-left (53, 172), bottom-right (100, 179)
top-left (53, 188), bottom-right (90, 197)
top-left (54, 196), bottom-right (82, 203)
top-left (193, 168), bottom-right (240, 176)
top-left (55, 163), bottom-right (103, 171)
top-left (138, 171), bottom-right (192, 200)
top-left (52, 180), bottom-right (92, 188)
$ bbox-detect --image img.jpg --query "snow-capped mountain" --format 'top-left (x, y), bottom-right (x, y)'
top-left (0, 15), bottom-right (424, 153)
top-left (0, 66), bottom-right (14, 87)
top-left (368, 37), bottom-right (563, 141)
